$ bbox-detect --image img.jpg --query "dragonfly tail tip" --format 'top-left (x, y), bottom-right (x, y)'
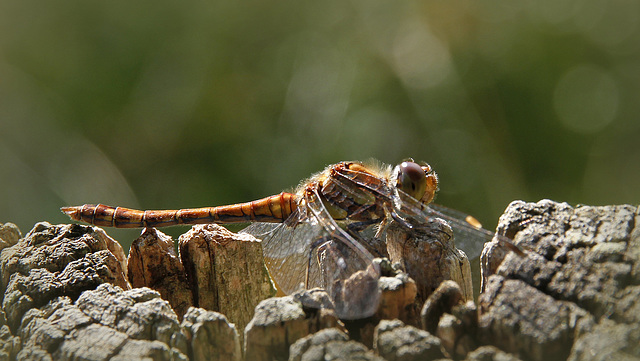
top-left (60, 206), bottom-right (81, 220)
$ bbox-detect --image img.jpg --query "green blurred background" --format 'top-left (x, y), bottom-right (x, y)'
top-left (1, 0), bottom-right (639, 249)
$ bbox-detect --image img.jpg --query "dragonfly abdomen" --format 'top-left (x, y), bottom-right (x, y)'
top-left (61, 192), bottom-right (298, 228)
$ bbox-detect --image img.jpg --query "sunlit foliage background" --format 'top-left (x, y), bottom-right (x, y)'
top-left (1, 0), bottom-right (639, 247)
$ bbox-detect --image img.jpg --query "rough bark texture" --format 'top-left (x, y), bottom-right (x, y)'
top-left (349, 259), bottom-right (420, 349)
top-left (0, 223), bottom-right (22, 361)
top-left (2, 199), bottom-right (638, 361)
top-left (420, 280), bottom-right (466, 335)
top-left (0, 223), bottom-right (129, 332)
top-left (0, 224), bottom-right (21, 251)
top-left (180, 307), bottom-right (241, 361)
top-left (479, 200), bottom-right (640, 361)
top-left (464, 346), bottom-right (522, 361)
top-left (289, 328), bottom-right (384, 361)
top-left (385, 217), bottom-right (473, 306)
top-left (0, 311), bottom-right (19, 361)
top-left (128, 227), bottom-right (193, 319)
top-left (243, 288), bottom-right (344, 361)
top-left (178, 224), bottom-right (276, 340)
top-left (375, 260), bottom-right (418, 325)
top-left (416, 280), bottom-right (478, 358)
top-left (17, 284), bottom-right (189, 360)
top-left (0, 222), bottom-right (247, 361)
top-left (373, 319), bottom-right (445, 361)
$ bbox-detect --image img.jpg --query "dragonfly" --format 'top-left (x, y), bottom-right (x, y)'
top-left (62, 159), bottom-right (521, 319)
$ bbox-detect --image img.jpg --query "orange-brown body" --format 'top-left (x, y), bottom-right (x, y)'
top-left (62, 192), bottom-right (297, 228)
top-left (62, 160), bottom-right (439, 229)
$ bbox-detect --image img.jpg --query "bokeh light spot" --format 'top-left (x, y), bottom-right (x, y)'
top-left (391, 20), bottom-right (452, 89)
top-left (553, 64), bottom-right (619, 134)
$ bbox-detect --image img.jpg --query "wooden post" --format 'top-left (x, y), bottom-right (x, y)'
top-left (179, 224), bottom-right (276, 342)
top-left (385, 217), bottom-right (473, 306)
top-left (127, 227), bottom-right (193, 319)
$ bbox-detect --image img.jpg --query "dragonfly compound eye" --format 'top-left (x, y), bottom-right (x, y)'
top-left (397, 161), bottom-right (428, 201)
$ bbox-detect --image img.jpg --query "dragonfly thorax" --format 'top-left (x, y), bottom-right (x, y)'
top-left (311, 162), bottom-right (388, 223)
top-left (303, 160), bottom-right (439, 225)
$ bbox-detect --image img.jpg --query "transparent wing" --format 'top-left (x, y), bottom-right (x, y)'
top-left (426, 203), bottom-right (495, 258)
top-left (241, 211), bottom-right (320, 295)
top-left (330, 165), bottom-right (504, 259)
top-left (391, 188), bottom-right (516, 259)
top-left (241, 194), bottom-right (381, 320)
top-left (305, 187), bottom-right (380, 319)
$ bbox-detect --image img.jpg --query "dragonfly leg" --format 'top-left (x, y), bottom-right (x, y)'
top-left (386, 203), bottom-right (453, 243)
top-left (345, 218), bottom-right (379, 234)
top-left (345, 219), bottom-right (387, 258)
top-left (386, 204), bottom-right (414, 231)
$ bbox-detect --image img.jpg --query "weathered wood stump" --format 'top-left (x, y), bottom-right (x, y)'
top-left (385, 216), bottom-right (473, 306)
top-left (128, 227), bottom-right (193, 319)
top-left (243, 288), bottom-right (344, 361)
top-left (0, 223), bottom-right (21, 360)
top-left (375, 259), bottom-right (418, 325)
top-left (1, 199), bottom-right (638, 361)
top-left (479, 200), bottom-right (640, 361)
top-left (345, 259), bottom-right (419, 348)
top-left (0, 222), bottom-right (247, 360)
top-left (373, 319), bottom-right (445, 360)
top-left (289, 328), bottom-right (383, 361)
top-left (0, 223), bottom-right (129, 332)
top-left (181, 307), bottom-right (242, 361)
top-left (417, 280), bottom-right (478, 357)
top-left (0, 223), bottom-right (20, 251)
top-left (179, 224), bottom-right (276, 341)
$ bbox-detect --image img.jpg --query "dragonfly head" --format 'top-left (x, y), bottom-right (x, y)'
top-left (394, 160), bottom-right (439, 205)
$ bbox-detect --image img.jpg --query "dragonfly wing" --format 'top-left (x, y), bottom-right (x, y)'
top-left (390, 189), bottom-right (499, 259)
top-left (241, 214), bottom-right (321, 295)
top-left (242, 200), bottom-right (381, 320)
top-left (304, 187), bottom-right (381, 320)
top-left (426, 203), bottom-right (497, 259)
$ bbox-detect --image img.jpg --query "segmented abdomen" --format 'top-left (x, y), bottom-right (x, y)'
top-left (61, 192), bottom-right (298, 228)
